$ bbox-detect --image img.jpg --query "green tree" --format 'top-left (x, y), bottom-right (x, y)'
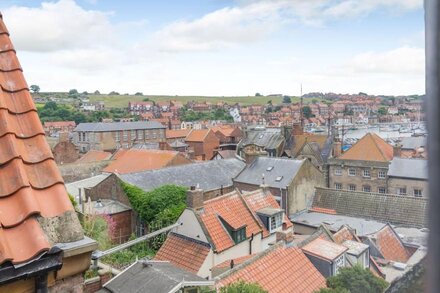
top-left (109, 91), bottom-right (120, 95)
top-left (255, 93), bottom-right (262, 96)
top-left (302, 105), bottom-right (312, 118)
top-left (319, 265), bottom-right (388, 293)
top-left (135, 92), bottom-right (143, 96)
top-left (283, 96), bottom-right (292, 103)
top-left (30, 84), bottom-right (40, 93)
top-left (94, 90), bottom-right (101, 95)
top-left (143, 98), bottom-right (150, 102)
top-left (68, 89), bottom-right (78, 95)
top-left (220, 281), bottom-right (267, 293)
top-left (378, 107), bottom-right (387, 116)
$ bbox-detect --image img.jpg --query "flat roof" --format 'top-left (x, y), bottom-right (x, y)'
top-left (342, 240), bottom-right (369, 256)
top-left (302, 238), bottom-right (348, 261)
top-left (257, 207), bottom-right (283, 217)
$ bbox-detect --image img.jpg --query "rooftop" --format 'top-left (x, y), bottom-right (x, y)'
top-left (74, 121), bottom-right (165, 132)
top-left (338, 132), bottom-right (393, 162)
top-left (66, 174), bottom-right (110, 201)
top-left (239, 128), bottom-right (284, 149)
top-left (75, 150), bottom-right (112, 163)
top-left (399, 136), bottom-right (426, 150)
top-left (342, 240), bottom-right (369, 256)
top-left (185, 129), bottom-right (212, 142)
top-left (388, 157), bottom-right (428, 180)
top-left (302, 238), bottom-right (348, 261)
top-left (369, 224), bottom-right (412, 263)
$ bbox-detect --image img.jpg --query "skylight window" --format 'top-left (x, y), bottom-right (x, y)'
top-left (275, 176), bottom-right (283, 182)
top-left (266, 166), bottom-right (274, 171)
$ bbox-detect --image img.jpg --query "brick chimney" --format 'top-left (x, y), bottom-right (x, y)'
top-left (186, 186), bottom-right (204, 210)
top-left (393, 143), bottom-right (402, 157)
top-left (333, 140), bottom-right (342, 157)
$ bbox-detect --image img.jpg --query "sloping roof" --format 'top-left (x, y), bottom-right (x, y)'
top-left (370, 224), bottom-right (411, 263)
top-left (198, 190), bottom-right (263, 252)
top-left (302, 238), bottom-right (348, 261)
top-left (216, 246), bottom-right (326, 293)
top-left (388, 157), bottom-right (428, 180)
top-left (44, 121), bottom-right (76, 128)
top-left (242, 189), bottom-right (293, 237)
top-left (66, 174), bottom-right (110, 199)
top-left (211, 126), bottom-right (239, 137)
top-left (234, 157), bottom-right (304, 188)
top-left (213, 150), bottom-right (237, 159)
top-left (101, 260), bottom-right (213, 293)
top-left (0, 14), bottom-right (83, 265)
top-left (75, 150), bottom-right (112, 163)
top-left (74, 121), bottom-right (165, 132)
top-left (338, 133), bottom-right (393, 162)
top-left (103, 149), bottom-right (188, 174)
top-left (155, 233), bottom-right (210, 274)
top-left (185, 129), bottom-right (211, 142)
top-left (120, 158), bottom-right (245, 192)
top-left (399, 136), bottom-right (426, 150)
top-left (166, 129), bottom-right (191, 139)
top-left (293, 134), bottom-right (328, 157)
top-left (333, 226), bottom-right (356, 244)
top-left (239, 128), bottom-right (285, 149)
top-left (312, 187), bottom-right (428, 228)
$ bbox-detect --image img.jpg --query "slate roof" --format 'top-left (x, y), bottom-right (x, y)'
top-left (302, 238), bottom-right (348, 261)
top-left (216, 246), bottom-right (326, 293)
top-left (213, 150), bottom-right (237, 159)
top-left (155, 233), bottom-right (210, 274)
top-left (74, 121), bottom-right (165, 132)
top-left (0, 14), bottom-right (83, 265)
top-left (369, 224), bottom-right (411, 263)
top-left (100, 260), bottom-right (213, 293)
top-left (388, 157), bottom-right (428, 180)
top-left (312, 187), bottom-right (428, 228)
top-left (234, 157), bottom-right (304, 188)
top-left (338, 133), bottom-right (393, 162)
top-left (66, 174), bottom-right (110, 200)
top-left (103, 149), bottom-right (189, 174)
top-left (75, 150), bottom-right (112, 163)
top-left (399, 136), bottom-right (426, 150)
top-left (238, 128), bottom-right (285, 149)
top-left (119, 158), bottom-right (245, 192)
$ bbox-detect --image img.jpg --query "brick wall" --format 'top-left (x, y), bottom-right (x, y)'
top-left (49, 273), bottom-right (84, 293)
top-left (111, 210), bottom-right (132, 243)
top-left (85, 173), bottom-right (131, 207)
top-left (52, 141), bottom-right (79, 164)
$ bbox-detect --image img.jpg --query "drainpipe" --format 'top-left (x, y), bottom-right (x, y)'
top-left (35, 273), bottom-right (48, 293)
top-left (249, 233), bottom-right (254, 255)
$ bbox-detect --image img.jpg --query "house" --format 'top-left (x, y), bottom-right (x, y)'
top-left (0, 13), bottom-right (96, 291)
top-left (43, 120), bottom-right (76, 136)
top-left (73, 121), bottom-right (166, 152)
top-left (102, 149), bottom-right (192, 174)
top-left (211, 125), bottom-right (242, 148)
top-left (328, 133), bottom-right (393, 193)
top-left (233, 157), bottom-right (324, 215)
top-left (185, 129), bottom-right (220, 160)
top-left (215, 243), bottom-right (326, 293)
top-left (166, 129), bottom-right (191, 143)
top-left (119, 158), bottom-right (246, 200)
top-left (52, 134), bottom-right (80, 164)
top-left (155, 188), bottom-right (293, 278)
top-left (99, 260), bottom-right (214, 293)
top-left (387, 157), bottom-right (428, 197)
top-left (128, 101), bottom-right (153, 115)
top-left (237, 127), bottom-right (285, 162)
top-left (398, 136), bottom-right (426, 158)
top-left (292, 133), bottom-right (333, 172)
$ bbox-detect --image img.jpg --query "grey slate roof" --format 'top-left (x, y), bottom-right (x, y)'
top-left (74, 121), bottom-right (165, 132)
top-left (234, 157), bottom-right (304, 188)
top-left (119, 158), bottom-right (246, 192)
top-left (399, 137), bottom-right (426, 150)
top-left (312, 187), bottom-right (428, 228)
top-left (238, 128), bottom-right (284, 149)
top-left (100, 261), bottom-right (213, 293)
top-left (388, 157), bottom-right (428, 180)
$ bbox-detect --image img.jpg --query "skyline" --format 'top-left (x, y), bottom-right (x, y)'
top-left (0, 0), bottom-right (425, 96)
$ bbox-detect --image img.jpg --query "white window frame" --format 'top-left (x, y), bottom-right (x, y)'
top-left (348, 168), bottom-right (356, 176)
top-left (399, 187), bottom-right (407, 196)
top-left (363, 169), bottom-right (371, 178)
top-left (414, 189), bottom-right (422, 197)
top-left (362, 185), bottom-right (371, 192)
top-left (335, 183), bottom-right (342, 190)
top-left (378, 170), bottom-right (386, 179)
top-left (334, 168), bottom-right (342, 176)
top-left (349, 184), bottom-right (356, 191)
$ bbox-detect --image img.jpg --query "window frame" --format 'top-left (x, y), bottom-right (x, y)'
top-left (378, 170), bottom-right (386, 179)
top-left (335, 183), bottom-right (342, 190)
top-left (363, 169), bottom-right (371, 178)
top-left (348, 168), bottom-right (356, 176)
top-left (362, 185), bottom-right (371, 192)
top-left (378, 187), bottom-right (386, 194)
top-left (349, 184), bottom-right (356, 191)
top-left (414, 189), bottom-right (423, 197)
top-left (334, 168), bottom-right (342, 176)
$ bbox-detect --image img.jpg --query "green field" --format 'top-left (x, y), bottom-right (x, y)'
top-left (88, 94), bottom-right (303, 108)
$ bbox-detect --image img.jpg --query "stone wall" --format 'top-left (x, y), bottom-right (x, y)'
top-left (58, 161), bottom-right (111, 183)
top-left (385, 257), bottom-right (426, 293)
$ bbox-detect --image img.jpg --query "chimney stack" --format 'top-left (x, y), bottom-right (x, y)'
top-left (393, 143), bottom-right (402, 157)
top-left (186, 186), bottom-right (204, 210)
top-left (333, 140), bottom-right (342, 157)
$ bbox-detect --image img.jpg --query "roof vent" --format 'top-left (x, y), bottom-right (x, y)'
top-left (266, 166), bottom-right (274, 171)
top-left (275, 176), bottom-right (283, 182)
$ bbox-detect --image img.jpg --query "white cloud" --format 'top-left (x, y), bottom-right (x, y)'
top-left (2, 0), bottom-right (113, 52)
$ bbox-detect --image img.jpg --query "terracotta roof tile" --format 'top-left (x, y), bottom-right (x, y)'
top-left (373, 225), bottom-right (411, 263)
top-left (333, 226), bottom-right (355, 244)
top-left (293, 134), bottom-right (328, 157)
top-left (155, 233), bottom-right (210, 274)
top-left (217, 246), bottom-right (326, 293)
top-left (339, 133), bottom-right (393, 162)
top-left (309, 207), bottom-right (337, 215)
top-left (76, 150), bottom-right (112, 163)
top-left (214, 254), bottom-right (255, 269)
top-left (0, 14), bottom-right (81, 265)
top-left (185, 129), bottom-right (210, 142)
top-left (198, 190), bottom-right (262, 252)
top-left (302, 238), bottom-right (348, 261)
top-left (166, 128), bottom-right (191, 139)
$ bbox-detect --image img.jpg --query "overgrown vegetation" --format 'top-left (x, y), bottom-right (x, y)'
top-left (315, 265), bottom-right (388, 293)
top-left (220, 281), bottom-right (268, 293)
top-left (179, 107), bottom-right (234, 122)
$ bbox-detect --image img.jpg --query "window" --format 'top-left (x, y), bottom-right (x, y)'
top-left (399, 187), bottom-right (407, 196)
top-left (378, 187), bottom-right (386, 194)
top-left (269, 213), bottom-right (283, 232)
top-left (131, 130), bottom-right (136, 140)
top-left (232, 228), bottom-right (246, 244)
top-left (115, 131), bottom-right (120, 142)
top-left (137, 130), bottom-right (144, 140)
top-left (266, 166), bottom-right (274, 171)
top-left (123, 131), bottom-right (128, 141)
top-left (378, 170), bottom-right (386, 179)
top-left (275, 176), bottom-right (283, 182)
top-left (334, 168), bottom-right (342, 176)
top-left (348, 168), bottom-right (356, 176)
top-left (363, 169), bottom-right (370, 178)
top-left (414, 189), bottom-right (422, 197)
top-left (82, 132), bottom-right (86, 141)
top-left (362, 185), bottom-right (371, 192)
top-left (335, 183), bottom-right (342, 190)
top-left (349, 184), bottom-right (356, 191)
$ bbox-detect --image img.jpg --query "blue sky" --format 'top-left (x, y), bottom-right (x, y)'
top-left (0, 0), bottom-right (425, 96)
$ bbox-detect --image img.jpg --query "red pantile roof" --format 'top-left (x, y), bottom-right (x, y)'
top-left (374, 224), bottom-right (411, 263)
top-left (198, 190), bottom-right (262, 252)
top-left (309, 207), bottom-right (337, 215)
top-left (43, 121), bottom-right (76, 128)
top-left (155, 233), bottom-right (210, 274)
top-left (76, 150), bottom-right (112, 163)
top-left (0, 14), bottom-right (81, 265)
top-left (333, 226), bottom-right (355, 244)
top-left (302, 238), bottom-right (348, 262)
top-left (103, 149), bottom-right (190, 174)
top-left (166, 129), bottom-right (191, 139)
top-left (339, 133), bottom-right (393, 162)
top-left (185, 129), bottom-right (211, 142)
top-left (217, 246), bottom-right (326, 293)
top-left (213, 254), bottom-right (255, 270)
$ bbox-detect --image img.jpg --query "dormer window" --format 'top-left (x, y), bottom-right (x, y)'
top-left (270, 213), bottom-right (283, 231)
top-left (256, 208), bottom-right (284, 233)
top-left (218, 216), bottom-right (247, 244)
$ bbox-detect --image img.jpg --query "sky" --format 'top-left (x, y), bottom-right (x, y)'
top-left (0, 0), bottom-right (425, 96)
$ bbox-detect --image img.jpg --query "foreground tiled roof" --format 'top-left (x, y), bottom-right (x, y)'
top-left (313, 187), bottom-right (428, 228)
top-left (216, 246), bottom-right (326, 293)
top-left (338, 133), bottom-right (393, 162)
top-left (0, 14), bottom-right (82, 265)
top-left (75, 150), bottom-right (112, 163)
top-left (198, 190), bottom-right (263, 252)
top-left (372, 225), bottom-right (411, 263)
top-left (155, 233), bottom-right (210, 274)
top-left (103, 149), bottom-right (190, 174)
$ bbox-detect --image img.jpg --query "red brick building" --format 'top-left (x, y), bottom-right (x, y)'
top-left (185, 129), bottom-right (220, 160)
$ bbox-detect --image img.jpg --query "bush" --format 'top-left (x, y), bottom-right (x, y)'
top-left (220, 281), bottom-right (267, 293)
